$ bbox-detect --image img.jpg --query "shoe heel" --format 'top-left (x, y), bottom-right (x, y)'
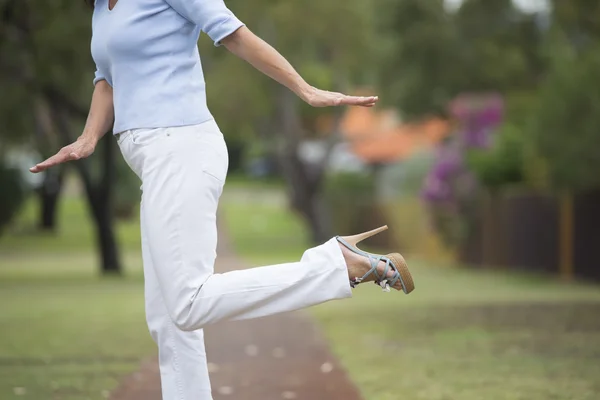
top-left (341, 225), bottom-right (388, 247)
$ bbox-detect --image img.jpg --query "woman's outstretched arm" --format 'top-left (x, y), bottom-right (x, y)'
top-left (221, 26), bottom-right (378, 108)
top-left (30, 80), bottom-right (114, 173)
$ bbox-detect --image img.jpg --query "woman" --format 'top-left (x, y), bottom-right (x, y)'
top-left (31, 0), bottom-right (414, 398)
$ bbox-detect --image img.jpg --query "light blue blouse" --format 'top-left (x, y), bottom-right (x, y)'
top-left (91, 0), bottom-right (244, 133)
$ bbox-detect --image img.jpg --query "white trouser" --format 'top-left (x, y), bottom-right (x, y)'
top-left (116, 120), bottom-right (353, 400)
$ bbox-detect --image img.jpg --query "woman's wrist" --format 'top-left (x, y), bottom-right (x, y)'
top-left (295, 82), bottom-right (315, 103)
top-left (79, 130), bottom-right (102, 146)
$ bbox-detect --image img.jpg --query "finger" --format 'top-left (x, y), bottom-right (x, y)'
top-left (351, 100), bottom-right (377, 108)
top-left (359, 99), bottom-right (378, 106)
top-left (341, 95), bottom-right (379, 106)
top-left (29, 152), bottom-right (71, 173)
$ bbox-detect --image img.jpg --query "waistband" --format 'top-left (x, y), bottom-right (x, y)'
top-left (113, 119), bottom-right (219, 142)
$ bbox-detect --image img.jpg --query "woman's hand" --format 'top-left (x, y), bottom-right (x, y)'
top-left (301, 87), bottom-right (378, 108)
top-left (30, 81), bottom-right (114, 174)
top-left (29, 136), bottom-right (97, 173)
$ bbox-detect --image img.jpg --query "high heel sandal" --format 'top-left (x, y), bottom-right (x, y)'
top-left (336, 225), bottom-right (415, 294)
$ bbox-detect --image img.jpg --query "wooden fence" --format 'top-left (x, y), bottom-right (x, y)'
top-left (460, 190), bottom-right (600, 281)
top-left (327, 189), bottom-right (600, 281)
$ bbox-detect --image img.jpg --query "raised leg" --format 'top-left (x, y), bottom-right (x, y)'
top-left (128, 123), bottom-right (351, 332)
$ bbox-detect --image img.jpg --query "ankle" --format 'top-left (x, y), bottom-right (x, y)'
top-left (339, 244), bottom-right (368, 279)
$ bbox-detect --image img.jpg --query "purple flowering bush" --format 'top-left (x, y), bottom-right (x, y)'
top-left (420, 93), bottom-right (505, 246)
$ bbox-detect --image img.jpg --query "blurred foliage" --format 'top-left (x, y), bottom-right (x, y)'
top-left (518, 0), bottom-right (600, 192)
top-left (324, 171), bottom-right (375, 202)
top-left (377, 0), bottom-right (543, 119)
top-left (377, 0), bottom-right (463, 117)
top-left (467, 124), bottom-right (525, 189)
top-left (0, 0), bottom-right (95, 139)
top-left (375, 0), bottom-right (600, 196)
top-left (399, 151), bottom-right (438, 194)
top-left (551, 0), bottom-right (600, 42)
top-left (323, 171), bottom-right (377, 234)
top-left (530, 45), bottom-right (600, 192)
top-left (378, 150), bottom-right (436, 200)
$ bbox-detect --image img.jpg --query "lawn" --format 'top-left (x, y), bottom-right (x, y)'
top-left (0, 198), bottom-right (152, 400)
top-left (2, 180), bottom-right (600, 400)
top-left (221, 181), bottom-right (600, 400)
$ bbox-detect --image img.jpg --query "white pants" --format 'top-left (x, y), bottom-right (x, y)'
top-left (116, 120), bottom-right (353, 400)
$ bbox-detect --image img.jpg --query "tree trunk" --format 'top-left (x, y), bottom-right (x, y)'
top-left (76, 134), bottom-right (121, 275)
top-left (278, 144), bottom-right (332, 243)
top-left (33, 96), bottom-right (64, 232)
top-left (276, 88), bottom-right (335, 243)
top-left (90, 187), bottom-right (121, 275)
top-left (50, 100), bottom-right (122, 275)
top-left (306, 194), bottom-right (332, 243)
top-left (37, 166), bottom-right (64, 231)
top-left (94, 134), bottom-right (121, 274)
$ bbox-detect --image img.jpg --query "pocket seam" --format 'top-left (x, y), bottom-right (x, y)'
top-left (116, 132), bottom-right (129, 146)
top-left (130, 128), bottom-right (165, 146)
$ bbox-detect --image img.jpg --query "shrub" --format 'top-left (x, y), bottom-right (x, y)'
top-left (529, 45), bottom-right (600, 192)
top-left (323, 171), bottom-right (377, 235)
top-left (466, 123), bottom-right (525, 189)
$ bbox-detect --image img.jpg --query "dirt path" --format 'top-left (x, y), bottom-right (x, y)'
top-left (110, 239), bottom-right (362, 400)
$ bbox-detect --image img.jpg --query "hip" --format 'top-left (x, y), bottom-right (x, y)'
top-left (116, 120), bottom-right (229, 185)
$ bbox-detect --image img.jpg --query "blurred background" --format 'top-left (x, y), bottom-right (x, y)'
top-left (1, 0), bottom-right (600, 399)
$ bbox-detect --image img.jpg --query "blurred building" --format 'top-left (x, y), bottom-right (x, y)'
top-left (338, 107), bottom-right (450, 165)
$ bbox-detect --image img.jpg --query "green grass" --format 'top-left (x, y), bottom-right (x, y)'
top-left (2, 198), bottom-right (141, 256)
top-left (0, 180), bottom-right (296, 400)
top-left (220, 183), bottom-right (309, 262)
top-left (221, 181), bottom-right (600, 400)
top-left (0, 198), bottom-right (152, 400)
top-left (3, 180), bottom-right (600, 400)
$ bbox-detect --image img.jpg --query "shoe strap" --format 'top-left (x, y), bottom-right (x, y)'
top-left (337, 236), bottom-right (406, 290)
top-left (387, 270), bottom-right (400, 287)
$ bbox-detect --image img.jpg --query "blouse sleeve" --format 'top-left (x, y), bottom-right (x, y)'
top-left (164, 0), bottom-right (245, 46)
top-left (93, 67), bottom-right (106, 85)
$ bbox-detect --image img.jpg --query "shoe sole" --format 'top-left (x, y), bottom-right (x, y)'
top-left (387, 253), bottom-right (415, 294)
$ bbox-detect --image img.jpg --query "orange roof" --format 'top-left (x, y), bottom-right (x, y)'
top-left (338, 107), bottom-right (450, 163)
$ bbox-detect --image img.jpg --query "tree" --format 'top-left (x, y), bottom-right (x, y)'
top-left (0, 161), bottom-right (26, 235)
top-left (377, 0), bottom-right (544, 120)
top-left (0, 0), bottom-right (123, 274)
top-left (377, 0), bottom-right (464, 118)
top-left (529, 0), bottom-right (600, 192)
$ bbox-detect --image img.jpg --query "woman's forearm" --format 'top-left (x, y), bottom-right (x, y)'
top-left (80, 80), bottom-right (115, 144)
top-left (221, 26), bottom-right (377, 108)
top-left (221, 27), bottom-right (313, 101)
